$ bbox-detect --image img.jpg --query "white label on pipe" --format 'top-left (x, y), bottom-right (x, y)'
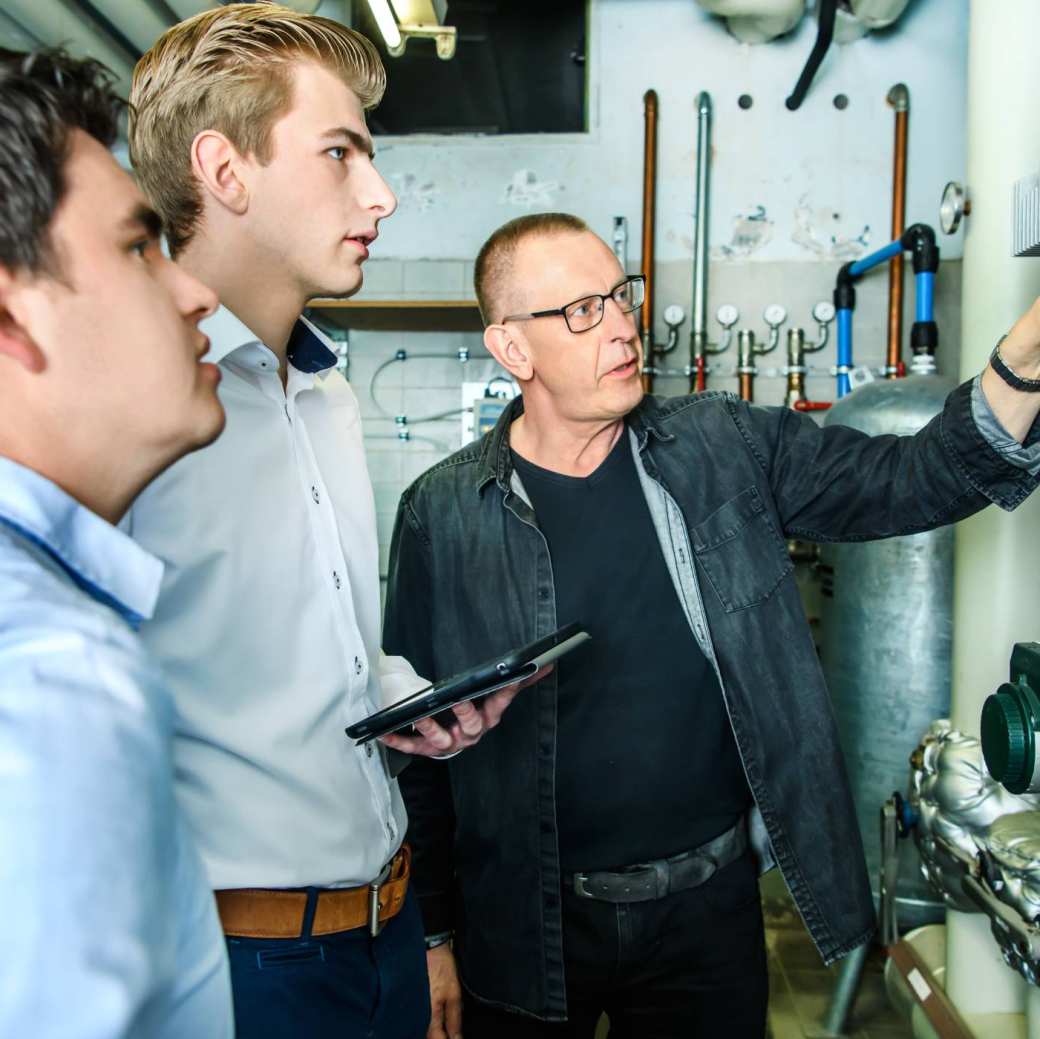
top-left (907, 967), bottom-right (932, 1002)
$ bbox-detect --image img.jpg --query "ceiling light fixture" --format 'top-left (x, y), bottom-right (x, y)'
top-left (363, 0), bottom-right (456, 60)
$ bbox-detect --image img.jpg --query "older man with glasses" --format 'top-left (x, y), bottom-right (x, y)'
top-left (382, 211), bottom-right (1040, 1038)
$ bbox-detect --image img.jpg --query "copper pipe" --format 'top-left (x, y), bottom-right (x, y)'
top-left (886, 84), bottom-right (909, 378)
top-left (640, 89), bottom-right (658, 393)
top-left (737, 330), bottom-right (754, 402)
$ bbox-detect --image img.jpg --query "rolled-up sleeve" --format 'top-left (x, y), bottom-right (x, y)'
top-left (971, 374), bottom-right (1040, 476)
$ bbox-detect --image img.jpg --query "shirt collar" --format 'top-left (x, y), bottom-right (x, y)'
top-left (0, 457), bottom-right (164, 628)
top-left (201, 305), bottom-right (338, 379)
top-left (475, 393), bottom-right (676, 495)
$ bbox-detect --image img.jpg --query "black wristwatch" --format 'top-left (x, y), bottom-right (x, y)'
top-left (990, 336), bottom-right (1040, 392)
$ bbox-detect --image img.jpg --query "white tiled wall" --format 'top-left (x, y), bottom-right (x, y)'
top-left (342, 326), bottom-right (505, 584)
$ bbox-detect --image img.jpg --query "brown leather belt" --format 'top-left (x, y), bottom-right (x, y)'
top-left (216, 845), bottom-right (410, 939)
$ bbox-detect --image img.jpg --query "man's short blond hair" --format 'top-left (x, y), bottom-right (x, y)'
top-left (129, 2), bottom-right (385, 255)
top-left (474, 212), bottom-right (589, 325)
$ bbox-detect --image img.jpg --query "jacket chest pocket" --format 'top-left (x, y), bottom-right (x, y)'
top-left (691, 487), bottom-right (793, 612)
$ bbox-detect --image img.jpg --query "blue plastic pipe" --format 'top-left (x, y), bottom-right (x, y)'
top-left (836, 307), bottom-right (853, 398)
top-left (848, 239), bottom-right (903, 279)
top-left (916, 271), bottom-right (934, 323)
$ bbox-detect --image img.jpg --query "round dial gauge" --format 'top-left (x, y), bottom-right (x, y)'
top-left (940, 181), bottom-right (968, 235)
top-left (812, 301), bottom-right (836, 324)
top-left (663, 304), bottom-right (686, 327)
top-left (763, 303), bottom-right (787, 328)
top-left (716, 303), bottom-right (739, 328)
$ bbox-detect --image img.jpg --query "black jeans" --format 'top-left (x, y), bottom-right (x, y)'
top-left (462, 853), bottom-right (768, 1039)
top-left (226, 886), bottom-right (430, 1039)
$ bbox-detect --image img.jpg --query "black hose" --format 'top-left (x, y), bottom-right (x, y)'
top-left (785, 0), bottom-right (838, 112)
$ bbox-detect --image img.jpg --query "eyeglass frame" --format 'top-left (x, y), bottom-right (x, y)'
top-left (500, 274), bottom-right (645, 334)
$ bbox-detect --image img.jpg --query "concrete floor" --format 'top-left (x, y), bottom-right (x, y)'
top-left (761, 869), bottom-right (912, 1039)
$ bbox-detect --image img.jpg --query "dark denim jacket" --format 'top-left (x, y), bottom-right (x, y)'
top-left (382, 380), bottom-right (1039, 1021)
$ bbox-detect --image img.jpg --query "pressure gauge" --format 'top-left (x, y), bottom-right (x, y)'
top-left (663, 304), bottom-right (686, 329)
top-left (763, 304), bottom-right (787, 329)
top-left (716, 304), bottom-right (739, 329)
top-left (812, 301), bottom-right (836, 325)
top-left (940, 181), bottom-right (970, 236)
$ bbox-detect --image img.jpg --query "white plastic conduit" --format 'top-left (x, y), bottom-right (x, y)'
top-left (950, 0), bottom-right (1040, 1030)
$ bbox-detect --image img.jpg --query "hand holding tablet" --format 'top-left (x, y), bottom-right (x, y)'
top-left (346, 623), bottom-right (590, 757)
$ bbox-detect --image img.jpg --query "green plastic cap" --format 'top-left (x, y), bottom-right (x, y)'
top-left (982, 682), bottom-right (1036, 795)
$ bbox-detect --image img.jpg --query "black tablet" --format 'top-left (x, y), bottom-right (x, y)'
top-left (345, 623), bottom-right (590, 745)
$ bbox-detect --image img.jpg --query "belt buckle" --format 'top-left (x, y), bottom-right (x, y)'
top-left (572, 872), bottom-right (593, 899)
top-left (368, 859), bottom-right (394, 937)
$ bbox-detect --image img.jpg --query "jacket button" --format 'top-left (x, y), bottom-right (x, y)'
top-left (538, 588), bottom-right (549, 600)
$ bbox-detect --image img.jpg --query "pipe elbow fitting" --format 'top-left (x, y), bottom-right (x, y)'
top-left (901, 223), bottom-right (940, 273)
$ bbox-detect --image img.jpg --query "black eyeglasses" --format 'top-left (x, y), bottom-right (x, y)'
top-left (501, 275), bottom-right (645, 334)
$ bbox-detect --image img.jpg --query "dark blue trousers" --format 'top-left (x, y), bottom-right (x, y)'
top-left (226, 886), bottom-right (430, 1039)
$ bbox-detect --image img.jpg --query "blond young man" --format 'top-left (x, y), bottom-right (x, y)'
top-left (127, 6), bottom-right (520, 1036)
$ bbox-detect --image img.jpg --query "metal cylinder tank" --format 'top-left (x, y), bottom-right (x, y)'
top-left (819, 368), bottom-right (955, 929)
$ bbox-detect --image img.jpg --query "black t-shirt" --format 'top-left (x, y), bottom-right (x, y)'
top-left (511, 432), bottom-right (751, 873)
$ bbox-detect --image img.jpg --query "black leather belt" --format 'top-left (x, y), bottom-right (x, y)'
top-left (570, 819), bottom-right (748, 903)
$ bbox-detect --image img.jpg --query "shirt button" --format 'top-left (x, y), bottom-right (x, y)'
top-left (365, 743), bottom-right (374, 758)
top-left (333, 571), bottom-right (342, 589)
top-left (354, 656), bottom-right (364, 675)
top-left (311, 486), bottom-right (320, 504)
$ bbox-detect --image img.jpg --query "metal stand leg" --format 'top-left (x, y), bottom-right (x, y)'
top-left (809, 941), bottom-right (871, 1038)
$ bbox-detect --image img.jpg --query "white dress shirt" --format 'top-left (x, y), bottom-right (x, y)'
top-left (0, 457), bottom-right (232, 1038)
top-left (125, 307), bottom-right (426, 890)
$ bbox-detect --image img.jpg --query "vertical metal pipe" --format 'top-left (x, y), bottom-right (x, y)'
top-left (640, 90), bottom-right (658, 394)
top-left (690, 92), bottom-right (713, 392)
top-left (784, 329), bottom-right (806, 408)
top-left (737, 330), bottom-right (754, 401)
top-left (887, 84), bottom-right (910, 378)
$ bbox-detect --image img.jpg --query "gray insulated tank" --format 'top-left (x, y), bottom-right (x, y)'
top-left (818, 369), bottom-right (955, 929)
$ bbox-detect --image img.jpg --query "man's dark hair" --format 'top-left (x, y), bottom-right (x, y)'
top-left (0, 47), bottom-right (123, 274)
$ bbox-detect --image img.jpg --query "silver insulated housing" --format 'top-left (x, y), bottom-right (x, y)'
top-left (819, 366), bottom-right (955, 929)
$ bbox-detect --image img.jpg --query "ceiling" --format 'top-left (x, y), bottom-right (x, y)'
top-left (0, 0), bottom-right (587, 135)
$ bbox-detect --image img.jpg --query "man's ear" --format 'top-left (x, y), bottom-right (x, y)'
top-left (191, 129), bottom-right (250, 216)
top-left (484, 324), bottom-right (534, 383)
top-left (0, 268), bottom-right (45, 374)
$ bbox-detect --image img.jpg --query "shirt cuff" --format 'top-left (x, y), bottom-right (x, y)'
top-left (378, 650), bottom-right (430, 707)
top-left (971, 374), bottom-right (1040, 476)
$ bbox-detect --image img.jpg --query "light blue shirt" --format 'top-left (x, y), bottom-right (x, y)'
top-left (0, 457), bottom-right (232, 1038)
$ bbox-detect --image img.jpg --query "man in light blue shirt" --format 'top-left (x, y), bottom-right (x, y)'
top-left (0, 48), bottom-right (232, 1036)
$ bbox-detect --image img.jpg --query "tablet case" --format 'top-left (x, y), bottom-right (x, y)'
top-left (345, 622), bottom-right (590, 744)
